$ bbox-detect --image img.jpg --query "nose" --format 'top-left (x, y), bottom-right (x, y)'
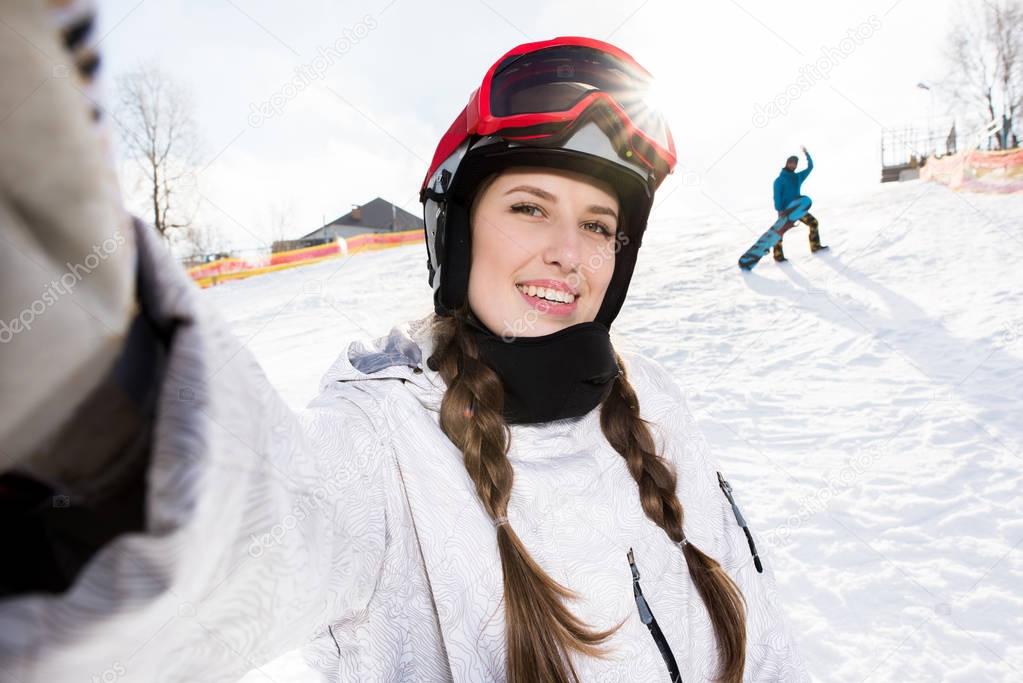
top-left (541, 217), bottom-right (582, 273)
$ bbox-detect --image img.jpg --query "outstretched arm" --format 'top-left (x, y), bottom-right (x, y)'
top-left (0, 3), bottom-right (385, 679)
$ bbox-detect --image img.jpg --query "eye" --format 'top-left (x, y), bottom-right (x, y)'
top-left (510, 202), bottom-right (545, 218)
top-left (583, 221), bottom-right (614, 237)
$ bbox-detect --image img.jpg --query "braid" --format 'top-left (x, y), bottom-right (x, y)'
top-left (429, 312), bottom-right (618, 683)
top-left (600, 352), bottom-right (747, 683)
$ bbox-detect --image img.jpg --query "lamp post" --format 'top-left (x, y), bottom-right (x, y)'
top-left (916, 82), bottom-right (935, 143)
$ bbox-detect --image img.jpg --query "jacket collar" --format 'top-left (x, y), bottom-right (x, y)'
top-left (317, 314), bottom-right (433, 384)
top-left (318, 314), bottom-right (446, 404)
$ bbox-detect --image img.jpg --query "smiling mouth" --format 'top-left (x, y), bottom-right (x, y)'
top-left (515, 283), bottom-right (577, 304)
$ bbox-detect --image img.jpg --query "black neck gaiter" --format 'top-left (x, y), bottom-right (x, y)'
top-left (461, 313), bottom-right (621, 425)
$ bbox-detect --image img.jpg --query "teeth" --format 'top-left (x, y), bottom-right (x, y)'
top-left (518, 284), bottom-right (575, 304)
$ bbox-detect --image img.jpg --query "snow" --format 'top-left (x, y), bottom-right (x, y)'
top-left (214, 179), bottom-right (1023, 681)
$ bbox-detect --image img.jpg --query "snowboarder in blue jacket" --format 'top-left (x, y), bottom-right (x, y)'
top-left (772, 146), bottom-right (827, 262)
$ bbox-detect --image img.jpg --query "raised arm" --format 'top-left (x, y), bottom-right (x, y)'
top-left (798, 146), bottom-right (814, 180)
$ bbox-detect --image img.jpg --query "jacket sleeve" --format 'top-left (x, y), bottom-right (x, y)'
top-left (0, 216), bottom-right (390, 682)
top-left (0, 3), bottom-right (387, 677)
top-left (773, 177), bottom-right (784, 211)
top-left (797, 152), bottom-right (813, 181)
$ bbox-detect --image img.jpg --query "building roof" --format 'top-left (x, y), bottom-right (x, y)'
top-left (301, 197), bottom-right (423, 240)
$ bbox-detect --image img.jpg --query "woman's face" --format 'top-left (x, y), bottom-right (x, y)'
top-left (468, 167), bottom-right (620, 339)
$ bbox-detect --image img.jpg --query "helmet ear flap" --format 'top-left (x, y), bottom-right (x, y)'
top-left (435, 199), bottom-right (472, 317)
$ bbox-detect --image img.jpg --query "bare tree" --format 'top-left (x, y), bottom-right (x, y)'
top-left (115, 64), bottom-right (203, 239)
top-left (942, 0), bottom-right (1023, 149)
top-left (267, 200), bottom-right (296, 243)
top-left (179, 222), bottom-right (225, 262)
top-left (267, 200), bottom-right (299, 252)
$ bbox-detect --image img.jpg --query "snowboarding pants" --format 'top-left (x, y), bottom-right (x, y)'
top-left (774, 213), bottom-right (823, 260)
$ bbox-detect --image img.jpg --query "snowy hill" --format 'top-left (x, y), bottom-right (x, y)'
top-left (213, 179), bottom-right (1023, 682)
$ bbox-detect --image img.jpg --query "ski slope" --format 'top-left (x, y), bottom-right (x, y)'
top-left (213, 180), bottom-right (1023, 682)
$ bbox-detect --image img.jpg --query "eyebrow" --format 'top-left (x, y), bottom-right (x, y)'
top-left (504, 185), bottom-right (619, 221)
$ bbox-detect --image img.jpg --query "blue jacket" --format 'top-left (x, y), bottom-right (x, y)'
top-left (773, 152), bottom-right (813, 210)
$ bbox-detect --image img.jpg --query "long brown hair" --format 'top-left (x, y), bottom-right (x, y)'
top-left (427, 311), bottom-right (747, 683)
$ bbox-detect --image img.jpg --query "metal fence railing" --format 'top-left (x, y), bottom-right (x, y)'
top-left (881, 118), bottom-right (1015, 171)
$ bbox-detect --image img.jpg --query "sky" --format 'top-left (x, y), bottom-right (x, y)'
top-left (97, 0), bottom-right (968, 251)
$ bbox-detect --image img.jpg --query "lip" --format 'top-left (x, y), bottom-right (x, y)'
top-left (517, 285), bottom-right (578, 317)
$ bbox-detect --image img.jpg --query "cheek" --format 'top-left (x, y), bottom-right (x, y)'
top-left (469, 213), bottom-right (530, 300)
top-left (587, 243), bottom-right (616, 296)
top-left (471, 223), bottom-right (511, 285)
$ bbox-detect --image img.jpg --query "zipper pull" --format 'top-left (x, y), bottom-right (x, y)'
top-left (627, 548), bottom-right (654, 624)
top-left (717, 472), bottom-right (764, 573)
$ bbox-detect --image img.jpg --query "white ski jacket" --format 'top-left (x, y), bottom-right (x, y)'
top-left (0, 220), bottom-right (810, 682)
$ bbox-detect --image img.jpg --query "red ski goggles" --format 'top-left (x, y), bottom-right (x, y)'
top-left (425, 37), bottom-right (676, 190)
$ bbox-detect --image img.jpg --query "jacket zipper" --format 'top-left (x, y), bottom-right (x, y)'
top-left (628, 548), bottom-right (683, 682)
top-left (716, 472), bottom-right (763, 573)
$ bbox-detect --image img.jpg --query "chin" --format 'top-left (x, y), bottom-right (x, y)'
top-left (535, 315), bottom-right (583, 335)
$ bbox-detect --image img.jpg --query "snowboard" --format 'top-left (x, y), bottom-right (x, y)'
top-left (738, 196), bottom-right (812, 271)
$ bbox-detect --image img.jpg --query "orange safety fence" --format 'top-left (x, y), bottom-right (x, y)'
top-left (921, 148), bottom-right (1023, 194)
top-left (270, 241), bottom-right (346, 266)
top-left (345, 229), bottom-right (424, 255)
top-left (188, 229), bottom-right (424, 288)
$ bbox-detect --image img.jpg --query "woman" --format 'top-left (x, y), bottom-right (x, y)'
top-left (0, 5), bottom-right (806, 681)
